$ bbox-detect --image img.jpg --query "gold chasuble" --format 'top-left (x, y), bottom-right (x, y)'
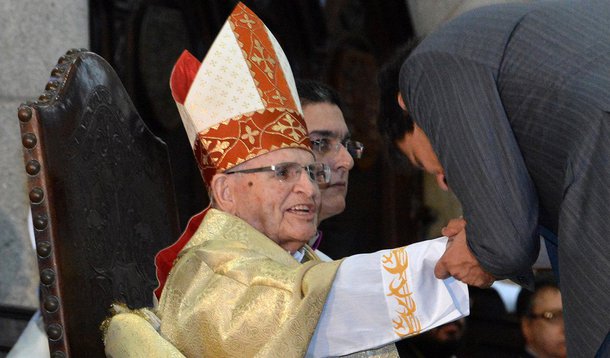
top-left (157, 209), bottom-right (342, 357)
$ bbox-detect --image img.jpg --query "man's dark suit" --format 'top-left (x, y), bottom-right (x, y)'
top-left (399, 1), bottom-right (610, 356)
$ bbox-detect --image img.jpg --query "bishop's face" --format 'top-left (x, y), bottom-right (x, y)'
top-left (229, 148), bottom-right (322, 253)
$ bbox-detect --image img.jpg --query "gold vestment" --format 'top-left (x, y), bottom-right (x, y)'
top-left (157, 209), bottom-right (342, 357)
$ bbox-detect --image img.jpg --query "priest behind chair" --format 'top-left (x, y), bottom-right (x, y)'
top-left (297, 79), bottom-right (364, 261)
top-left (103, 3), bottom-right (468, 357)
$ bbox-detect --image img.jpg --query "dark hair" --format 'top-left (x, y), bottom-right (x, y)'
top-left (516, 273), bottom-right (560, 318)
top-left (296, 79), bottom-right (343, 110)
top-left (377, 39), bottom-right (420, 168)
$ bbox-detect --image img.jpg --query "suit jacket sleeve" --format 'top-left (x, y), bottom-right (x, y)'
top-left (401, 52), bottom-right (539, 285)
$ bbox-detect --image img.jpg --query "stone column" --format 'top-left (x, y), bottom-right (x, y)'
top-left (0, 0), bottom-right (88, 312)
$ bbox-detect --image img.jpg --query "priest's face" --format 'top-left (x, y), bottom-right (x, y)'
top-left (303, 102), bottom-right (354, 221)
top-left (229, 148), bottom-right (321, 253)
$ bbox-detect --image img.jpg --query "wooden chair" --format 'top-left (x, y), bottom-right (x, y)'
top-left (17, 49), bottom-right (180, 358)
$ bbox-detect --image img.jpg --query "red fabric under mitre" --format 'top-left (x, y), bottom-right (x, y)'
top-left (169, 50), bottom-right (201, 106)
top-left (154, 207), bottom-right (209, 299)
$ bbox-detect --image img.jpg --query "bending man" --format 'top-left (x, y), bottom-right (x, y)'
top-left (380, 2), bottom-right (610, 356)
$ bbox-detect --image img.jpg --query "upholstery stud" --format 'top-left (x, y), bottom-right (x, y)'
top-left (29, 187), bottom-right (44, 203)
top-left (22, 133), bottom-right (37, 149)
top-left (18, 106), bottom-right (32, 122)
top-left (37, 241), bottom-right (52, 258)
top-left (51, 67), bottom-right (64, 77)
top-left (33, 213), bottom-right (48, 230)
top-left (44, 296), bottom-right (60, 313)
top-left (25, 160), bottom-right (41, 175)
top-left (39, 92), bottom-right (51, 102)
top-left (45, 81), bottom-right (59, 91)
top-left (47, 323), bottom-right (63, 341)
top-left (40, 268), bottom-right (55, 285)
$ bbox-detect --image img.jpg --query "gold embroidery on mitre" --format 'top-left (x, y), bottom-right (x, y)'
top-left (229, 5), bottom-right (298, 112)
top-left (239, 12), bottom-right (256, 29)
top-left (269, 112), bottom-right (308, 141)
top-left (272, 90), bottom-right (287, 105)
top-left (195, 108), bottom-right (311, 179)
top-left (202, 138), bottom-right (231, 157)
top-left (251, 39), bottom-right (276, 80)
top-left (240, 125), bottom-right (260, 144)
top-left (382, 248), bottom-right (422, 337)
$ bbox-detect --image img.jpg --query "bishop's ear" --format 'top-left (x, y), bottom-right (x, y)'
top-left (210, 174), bottom-right (237, 214)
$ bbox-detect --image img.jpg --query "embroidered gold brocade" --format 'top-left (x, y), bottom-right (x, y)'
top-left (157, 209), bottom-right (342, 357)
top-left (382, 248), bottom-right (421, 338)
top-left (104, 311), bottom-right (186, 358)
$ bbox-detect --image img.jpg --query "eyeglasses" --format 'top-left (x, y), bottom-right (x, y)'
top-left (311, 137), bottom-right (364, 159)
top-left (528, 310), bottom-right (563, 324)
top-left (225, 162), bottom-right (330, 185)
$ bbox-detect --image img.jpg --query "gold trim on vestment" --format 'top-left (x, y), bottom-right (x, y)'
top-left (158, 209), bottom-right (342, 357)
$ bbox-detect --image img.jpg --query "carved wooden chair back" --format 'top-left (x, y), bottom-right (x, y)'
top-left (17, 49), bottom-right (180, 358)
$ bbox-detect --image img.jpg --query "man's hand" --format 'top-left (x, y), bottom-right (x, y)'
top-left (440, 218), bottom-right (467, 238)
top-left (435, 218), bottom-right (495, 288)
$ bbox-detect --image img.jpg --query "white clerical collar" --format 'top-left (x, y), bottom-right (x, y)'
top-left (291, 247), bottom-right (306, 263)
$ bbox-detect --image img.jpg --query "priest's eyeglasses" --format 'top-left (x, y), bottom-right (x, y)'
top-left (226, 162), bottom-right (331, 185)
top-left (527, 310), bottom-right (563, 324)
top-left (311, 137), bottom-right (364, 159)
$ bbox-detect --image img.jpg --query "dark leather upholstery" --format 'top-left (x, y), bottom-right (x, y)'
top-left (18, 49), bottom-right (180, 358)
